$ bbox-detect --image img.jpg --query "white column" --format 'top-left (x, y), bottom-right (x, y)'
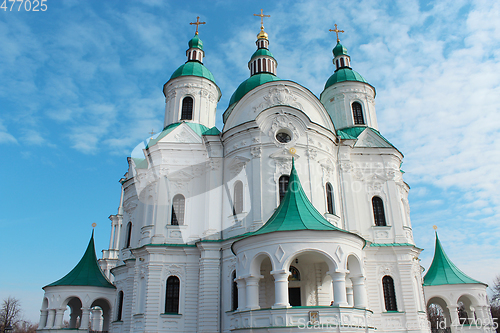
top-left (447, 305), bottom-right (459, 333)
top-left (45, 309), bottom-right (55, 328)
top-left (245, 275), bottom-right (263, 310)
top-left (351, 275), bottom-right (368, 308)
top-left (80, 308), bottom-right (91, 329)
top-left (271, 270), bottom-right (290, 308)
top-left (92, 307), bottom-right (103, 330)
top-left (330, 271), bottom-right (349, 306)
top-left (38, 310), bottom-right (48, 329)
top-left (53, 308), bottom-right (65, 329)
top-left (236, 278), bottom-right (246, 311)
top-left (346, 287), bottom-right (354, 307)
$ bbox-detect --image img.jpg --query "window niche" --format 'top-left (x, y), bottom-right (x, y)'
top-left (165, 276), bottom-right (180, 314)
top-left (171, 194), bottom-right (185, 225)
top-left (180, 96), bottom-right (193, 120)
top-left (352, 102), bottom-right (365, 125)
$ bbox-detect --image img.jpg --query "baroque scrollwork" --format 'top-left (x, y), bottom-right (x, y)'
top-left (253, 84), bottom-right (303, 113)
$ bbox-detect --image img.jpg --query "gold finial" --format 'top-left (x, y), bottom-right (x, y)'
top-left (149, 128), bottom-right (155, 139)
top-left (329, 24), bottom-right (344, 42)
top-left (254, 9), bottom-right (270, 31)
top-left (433, 225), bottom-right (438, 230)
top-left (289, 147), bottom-right (297, 155)
top-left (92, 223), bottom-right (97, 228)
top-left (190, 16), bottom-right (206, 35)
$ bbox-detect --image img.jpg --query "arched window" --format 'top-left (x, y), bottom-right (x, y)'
top-left (289, 266), bottom-right (301, 281)
top-left (231, 271), bottom-right (238, 311)
top-left (352, 102), bottom-right (365, 125)
top-left (340, 57), bottom-right (345, 67)
top-left (326, 183), bottom-right (335, 214)
top-left (181, 97), bottom-right (193, 120)
top-left (165, 276), bottom-right (180, 314)
top-left (117, 291), bottom-right (124, 321)
top-left (279, 175), bottom-right (290, 203)
top-left (382, 276), bottom-right (397, 311)
top-left (125, 222), bottom-right (132, 248)
top-left (171, 194), bottom-right (185, 225)
top-left (372, 196), bottom-right (387, 226)
top-left (233, 181), bottom-right (243, 215)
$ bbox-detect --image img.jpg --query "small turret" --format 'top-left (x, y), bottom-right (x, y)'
top-left (249, 9), bottom-right (277, 76)
top-left (320, 25), bottom-right (378, 130)
top-left (163, 17), bottom-right (221, 129)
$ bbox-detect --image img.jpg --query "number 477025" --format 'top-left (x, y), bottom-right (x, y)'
top-left (1, 0), bottom-right (47, 11)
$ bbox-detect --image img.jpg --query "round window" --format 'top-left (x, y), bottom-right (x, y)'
top-left (276, 131), bottom-right (292, 143)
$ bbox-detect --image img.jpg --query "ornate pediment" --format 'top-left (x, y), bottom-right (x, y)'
top-left (253, 84), bottom-right (303, 114)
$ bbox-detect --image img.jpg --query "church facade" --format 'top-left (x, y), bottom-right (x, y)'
top-left (37, 15), bottom-right (495, 333)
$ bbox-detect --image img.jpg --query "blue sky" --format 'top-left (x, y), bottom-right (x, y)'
top-left (1, 0), bottom-right (499, 323)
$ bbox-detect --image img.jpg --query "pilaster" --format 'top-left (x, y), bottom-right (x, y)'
top-left (197, 242), bottom-right (221, 332)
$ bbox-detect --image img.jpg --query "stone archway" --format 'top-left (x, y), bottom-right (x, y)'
top-left (285, 250), bottom-right (337, 307)
top-left (64, 296), bottom-right (83, 329)
top-left (90, 298), bottom-right (112, 332)
top-left (427, 297), bottom-right (451, 332)
top-left (456, 294), bottom-right (476, 325)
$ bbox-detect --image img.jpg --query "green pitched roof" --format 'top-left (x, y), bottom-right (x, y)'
top-left (45, 232), bottom-right (115, 289)
top-left (423, 233), bottom-right (485, 286)
top-left (324, 68), bottom-right (373, 91)
top-left (228, 73), bottom-right (281, 107)
top-left (249, 159), bottom-right (351, 236)
top-left (170, 61), bottom-right (216, 84)
top-left (188, 34), bottom-right (203, 50)
top-left (146, 122), bottom-right (220, 149)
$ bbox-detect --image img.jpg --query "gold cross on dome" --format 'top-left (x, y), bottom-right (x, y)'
top-left (329, 24), bottom-right (344, 42)
top-left (190, 16), bottom-right (206, 35)
top-left (254, 9), bottom-right (270, 29)
top-left (149, 128), bottom-right (155, 138)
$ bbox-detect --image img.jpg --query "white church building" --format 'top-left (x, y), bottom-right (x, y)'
top-left (37, 14), bottom-right (495, 333)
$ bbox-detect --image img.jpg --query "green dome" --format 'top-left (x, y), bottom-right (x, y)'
top-left (188, 34), bottom-right (203, 50)
top-left (170, 61), bottom-right (216, 84)
top-left (250, 48), bottom-right (275, 60)
top-left (333, 41), bottom-right (348, 57)
top-left (324, 68), bottom-right (371, 90)
top-left (229, 73), bottom-right (281, 106)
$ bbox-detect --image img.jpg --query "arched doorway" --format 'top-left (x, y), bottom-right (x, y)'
top-left (288, 265), bottom-right (301, 306)
top-left (287, 251), bottom-right (336, 307)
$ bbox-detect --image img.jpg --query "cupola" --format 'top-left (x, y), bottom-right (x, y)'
top-left (248, 9), bottom-right (277, 76)
top-left (226, 9), bottom-right (280, 111)
top-left (162, 17), bottom-right (221, 129)
top-left (320, 25), bottom-right (378, 131)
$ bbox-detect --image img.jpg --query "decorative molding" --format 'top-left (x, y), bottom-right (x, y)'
top-left (306, 148), bottom-right (317, 160)
top-left (250, 146), bottom-right (262, 158)
top-left (268, 110), bottom-right (300, 148)
top-left (275, 245), bottom-right (285, 263)
top-left (228, 156), bottom-right (250, 177)
top-left (253, 84), bottom-right (303, 114)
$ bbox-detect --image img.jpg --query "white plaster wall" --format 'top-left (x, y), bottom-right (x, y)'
top-left (320, 80), bottom-right (378, 130)
top-left (163, 76), bottom-right (221, 129)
